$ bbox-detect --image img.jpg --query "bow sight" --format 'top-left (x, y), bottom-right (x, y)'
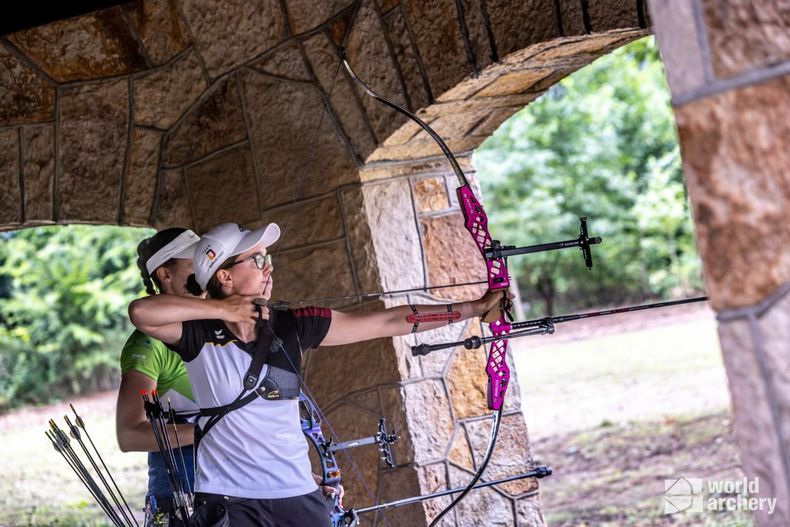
top-left (485, 217), bottom-right (602, 269)
top-left (298, 392), bottom-right (400, 527)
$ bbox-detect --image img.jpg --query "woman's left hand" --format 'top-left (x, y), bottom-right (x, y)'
top-left (476, 289), bottom-right (514, 321)
top-left (314, 473), bottom-right (344, 506)
top-left (323, 483), bottom-right (344, 506)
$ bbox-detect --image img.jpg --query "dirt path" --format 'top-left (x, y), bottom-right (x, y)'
top-left (0, 389), bottom-right (117, 432)
top-left (534, 411), bottom-right (748, 526)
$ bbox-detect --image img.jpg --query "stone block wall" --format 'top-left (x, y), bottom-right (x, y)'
top-left (650, 1), bottom-right (790, 525)
top-left (0, 0), bottom-right (647, 235)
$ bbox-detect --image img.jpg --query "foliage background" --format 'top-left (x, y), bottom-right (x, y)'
top-left (476, 37), bottom-right (704, 316)
top-left (0, 226), bottom-right (152, 411)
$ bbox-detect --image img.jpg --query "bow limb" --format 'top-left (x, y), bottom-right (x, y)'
top-left (340, 50), bottom-right (469, 186)
top-left (341, 49), bottom-right (512, 410)
top-left (350, 465), bottom-right (551, 516)
top-left (341, 49), bottom-right (512, 526)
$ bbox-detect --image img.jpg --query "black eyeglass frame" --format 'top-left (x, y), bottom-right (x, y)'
top-left (224, 253), bottom-right (272, 271)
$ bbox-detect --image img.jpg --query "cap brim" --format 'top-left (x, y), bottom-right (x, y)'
top-left (145, 230), bottom-right (200, 275)
top-left (230, 223), bottom-right (281, 257)
top-left (171, 244), bottom-right (198, 259)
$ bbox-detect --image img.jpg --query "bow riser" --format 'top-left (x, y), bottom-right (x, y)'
top-left (303, 428), bottom-right (343, 486)
top-left (457, 185), bottom-right (512, 411)
top-left (342, 48), bottom-right (512, 525)
top-left (299, 395), bottom-right (344, 491)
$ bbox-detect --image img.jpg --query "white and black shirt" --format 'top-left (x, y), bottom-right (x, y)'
top-left (170, 307), bottom-right (331, 499)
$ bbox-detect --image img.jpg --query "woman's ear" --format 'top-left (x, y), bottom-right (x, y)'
top-left (154, 265), bottom-right (171, 285)
top-left (216, 268), bottom-right (233, 287)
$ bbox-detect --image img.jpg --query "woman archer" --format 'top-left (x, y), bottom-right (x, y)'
top-left (116, 228), bottom-right (201, 521)
top-left (128, 221), bottom-right (502, 526)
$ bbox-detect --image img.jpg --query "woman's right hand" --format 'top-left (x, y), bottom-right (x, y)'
top-left (219, 295), bottom-right (265, 322)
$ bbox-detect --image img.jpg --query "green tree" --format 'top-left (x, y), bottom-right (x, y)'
top-left (0, 225), bottom-right (152, 410)
top-left (475, 37), bottom-right (703, 315)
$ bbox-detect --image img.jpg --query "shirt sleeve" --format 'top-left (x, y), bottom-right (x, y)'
top-left (292, 307), bottom-right (332, 349)
top-left (120, 331), bottom-right (165, 380)
top-left (166, 320), bottom-right (207, 362)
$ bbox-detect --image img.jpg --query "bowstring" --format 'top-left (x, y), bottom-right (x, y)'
top-left (265, 1), bottom-right (395, 524)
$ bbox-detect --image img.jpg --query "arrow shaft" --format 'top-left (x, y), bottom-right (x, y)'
top-left (276, 280), bottom-right (489, 306)
top-left (47, 432), bottom-right (123, 526)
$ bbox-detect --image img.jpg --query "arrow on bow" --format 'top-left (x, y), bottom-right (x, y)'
top-left (266, 5), bottom-right (581, 520)
top-left (260, 8), bottom-right (703, 522)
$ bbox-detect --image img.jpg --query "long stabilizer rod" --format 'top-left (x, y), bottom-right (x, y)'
top-left (412, 296), bottom-right (709, 355)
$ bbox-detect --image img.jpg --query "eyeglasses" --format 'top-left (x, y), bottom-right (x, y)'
top-left (225, 253), bottom-right (272, 271)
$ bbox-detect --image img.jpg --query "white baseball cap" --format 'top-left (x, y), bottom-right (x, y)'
top-left (193, 222), bottom-right (280, 290)
top-left (145, 229), bottom-right (200, 275)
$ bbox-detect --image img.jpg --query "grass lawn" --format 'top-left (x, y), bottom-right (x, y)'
top-left (513, 302), bottom-right (729, 439)
top-left (0, 397), bottom-right (147, 526)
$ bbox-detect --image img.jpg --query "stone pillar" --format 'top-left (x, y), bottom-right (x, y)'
top-left (303, 155), bottom-right (545, 526)
top-left (649, 2), bottom-right (790, 525)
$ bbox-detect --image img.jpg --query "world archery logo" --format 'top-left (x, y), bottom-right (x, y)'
top-left (664, 477), bottom-right (703, 514)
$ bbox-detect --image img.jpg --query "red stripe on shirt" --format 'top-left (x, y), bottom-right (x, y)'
top-left (293, 306), bottom-right (332, 318)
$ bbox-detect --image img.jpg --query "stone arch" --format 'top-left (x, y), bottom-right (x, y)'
top-left (0, 0), bottom-right (649, 234)
top-left (651, 3), bottom-right (790, 526)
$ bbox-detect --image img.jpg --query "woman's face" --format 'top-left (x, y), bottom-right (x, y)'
top-left (158, 258), bottom-right (197, 297)
top-left (225, 246), bottom-right (273, 298)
